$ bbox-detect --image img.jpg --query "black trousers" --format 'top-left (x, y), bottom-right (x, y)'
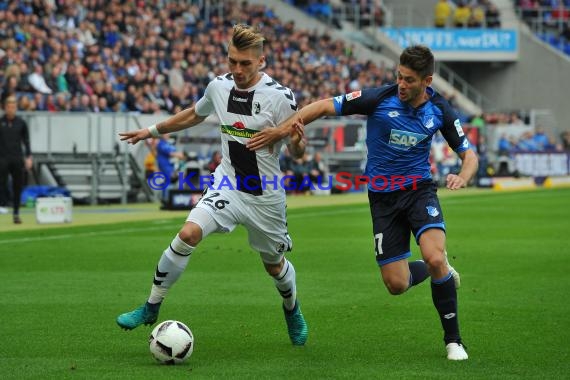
top-left (0, 158), bottom-right (25, 216)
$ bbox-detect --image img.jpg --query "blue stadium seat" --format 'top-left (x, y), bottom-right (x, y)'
top-left (548, 35), bottom-right (561, 48)
top-left (537, 33), bottom-right (549, 43)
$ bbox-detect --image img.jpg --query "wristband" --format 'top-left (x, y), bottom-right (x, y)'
top-left (148, 124), bottom-right (160, 137)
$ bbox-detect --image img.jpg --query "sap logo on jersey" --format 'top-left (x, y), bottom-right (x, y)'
top-left (389, 129), bottom-right (427, 150)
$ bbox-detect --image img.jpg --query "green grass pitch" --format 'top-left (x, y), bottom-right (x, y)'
top-left (0, 188), bottom-right (569, 379)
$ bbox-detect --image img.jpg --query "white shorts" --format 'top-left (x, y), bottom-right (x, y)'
top-left (186, 188), bottom-right (293, 264)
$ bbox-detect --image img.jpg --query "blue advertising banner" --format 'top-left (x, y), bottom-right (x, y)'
top-left (382, 28), bottom-right (518, 61)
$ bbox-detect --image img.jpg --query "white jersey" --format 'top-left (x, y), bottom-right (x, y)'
top-left (195, 72), bottom-right (297, 203)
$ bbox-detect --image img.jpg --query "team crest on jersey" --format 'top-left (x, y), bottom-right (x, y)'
top-left (253, 101), bottom-right (261, 114)
top-left (426, 206), bottom-right (440, 217)
top-left (345, 91), bottom-right (361, 101)
top-left (424, 116), bottom-right (435, 129)
top-left (389, 129), bottom-right (428, 150)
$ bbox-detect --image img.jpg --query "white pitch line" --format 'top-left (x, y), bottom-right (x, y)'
top-left (0, 207), bottom-right (367, 245)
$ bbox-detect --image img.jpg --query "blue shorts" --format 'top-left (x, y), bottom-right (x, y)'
top-left (368, 181), bottom-right (445, 266)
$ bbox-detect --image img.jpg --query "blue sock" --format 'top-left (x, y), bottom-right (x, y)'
top-left (408, 260), bottom-right (429, 287)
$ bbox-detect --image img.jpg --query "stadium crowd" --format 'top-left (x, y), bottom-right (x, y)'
top-left (0, 0), bottom-right (396, 116)
top-left (0, 0), bottom-right (562, 192)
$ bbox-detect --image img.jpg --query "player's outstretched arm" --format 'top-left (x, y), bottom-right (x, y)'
top-left (119, 106), bottom-right (207, 145)
top-left (246, 98), bottom-right (336, 151)
top-left (446, 149), bottom-right (479, 190)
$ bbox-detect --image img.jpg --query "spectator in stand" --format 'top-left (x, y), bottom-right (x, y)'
top-left (18, 95), bottom-right (36, 112)
top-left (27, 64), bottom-right (53, 94)
top-left (97, 96), bottom-right (113, 112)
top-left (509, 112), bottom-right (525, 125)
top-left (291, 154), bottom-right (311, 193)
top-left (205, 150), bottom-right (222, 173)
top-left (485, 2), bottom-right (501, 28)
top-left (517, 131), bottom-right (538, 151)
top-left (469, 3), bottom-right (486, 27)
top-left (434, 0), bottom-right (453, 28)
top-left (279, 148), bottom-right (295, 192)
top-left (497, 134), bottom-right (512, 156)
top-left (469, 114), bottom-right (485, 130)
top-left (544, 135), bottom-right (562, 151)
top-left (308, 151), bottom-right (327, 184)
top-left (54, 92), bottom-right (70, 112)
top-left (454, 1), bottom-right (472, 27)
top-left (533, 126), bottom-right (550, 150)
top-left (1, 75), bottom-right (19, 105)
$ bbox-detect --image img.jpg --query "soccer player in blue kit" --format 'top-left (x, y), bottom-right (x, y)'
top-left (248, 45), bottom-right (478, 360)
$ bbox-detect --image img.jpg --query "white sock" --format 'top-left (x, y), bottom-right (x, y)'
top-left (148, 234), bottom-right (194, 304)
top-left (273, 259), bottom-right (297, 311)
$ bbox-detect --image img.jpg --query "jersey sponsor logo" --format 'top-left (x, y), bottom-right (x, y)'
top-left (388, 111), bottom-right (400, 118)
top-left (220, 124), bottom-right (258, 138)
top-left (345, 90), bottom-right (361, 101)
top-left (227, 88), bottom-right (254, 116)
top-left (426, 206), bottom-right (440, 217)
top-left (388, 129), bottom-right (428, 150)
top-left (454, 119), bottom-right (465, 136)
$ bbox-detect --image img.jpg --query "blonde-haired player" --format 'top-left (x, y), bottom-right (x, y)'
top-left (117, 24), bottom-right (308, 345)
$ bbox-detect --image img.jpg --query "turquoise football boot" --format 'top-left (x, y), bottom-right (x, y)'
top-left (117, 302), bottom-right (160, 330)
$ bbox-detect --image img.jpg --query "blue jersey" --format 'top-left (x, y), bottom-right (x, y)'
top-left (332, 84), bottom-right (470, 192)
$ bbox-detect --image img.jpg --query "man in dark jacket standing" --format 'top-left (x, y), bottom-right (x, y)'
top-left (0, 95), bottom-right (33, 224)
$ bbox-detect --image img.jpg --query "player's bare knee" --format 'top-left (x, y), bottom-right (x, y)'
top-left (424, 254), bottom-right (446, 272)
top-left (178, 223), bottom-right (202, 246)
top-left (383, 278), bottom-right (408, 295)
top-left (263, 259), bottom-right (284, 277)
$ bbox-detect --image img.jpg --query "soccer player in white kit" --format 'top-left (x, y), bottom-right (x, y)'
top-left (117, 24), bottom-right (308, 345)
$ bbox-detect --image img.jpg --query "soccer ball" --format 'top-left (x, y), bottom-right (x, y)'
top-left (149, 320), bottom-right (194, 364)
